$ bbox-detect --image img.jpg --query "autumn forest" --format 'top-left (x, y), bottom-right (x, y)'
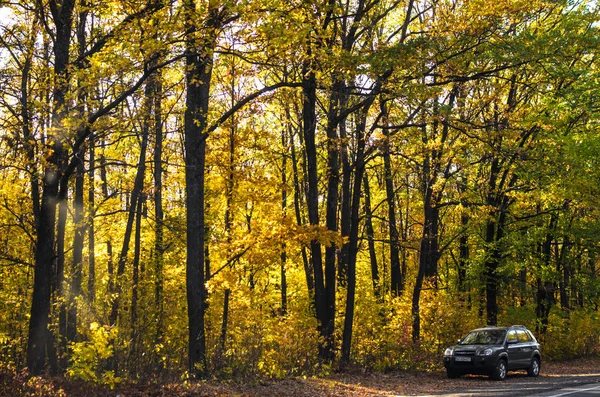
top-left (1, 0), bottom-right (600, 385)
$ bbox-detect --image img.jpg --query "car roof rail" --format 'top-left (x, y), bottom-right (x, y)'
top-left (510, 324), bottom-right (527, 329)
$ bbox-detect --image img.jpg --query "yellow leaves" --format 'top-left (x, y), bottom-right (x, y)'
top-left (67, 323), bottom-right (119, 386)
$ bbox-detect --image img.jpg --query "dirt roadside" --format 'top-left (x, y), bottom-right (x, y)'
top-left (3, 357), bottom-right (600, 396)
top-left (226, 357), bottom-right (600, 397)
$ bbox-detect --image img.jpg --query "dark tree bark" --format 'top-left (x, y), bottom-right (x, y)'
top-left (66, 0), bottom-right (89, 347)
top-left (341, 107), bottom-right (368, 365)
top-left (457, 180), bottom-right (469, 294)
top-left (27, 0), bottom-right (75, 375)
top-left (337, 87), bottom-right (350, 286)
top-left (281, 129), bottom-right (288, 315)
top-left (219, 289), bottom-right (231, 353)
top-left (363, 173), bottom-right (380, 298)
top-left (88, 132), bottom-right (96, 304)
top-left (483, 155), bottom-right (504, 326)
top-left (152, 69), bottom-right (165, 353)
top-left (27, 1), bottom-right (163, 374)
top-left (383, 126), bottom-right (403, 296)
top-left (100, 139), bottom-right (114, 320)
top-left (301, 62), bottom-right (332, 361)
top-left (558, 235), bottom-right (571, 310)
top-left (536, 213), bottom-right (557, 333)
top-left (322, 78), bottom-right (343, 355)
top-left (56, 191), bottom-right (68, 370)
top-left (340, 68), bottom-right (389, 363)
top-left (289, 120), bottom-right (313, 294)
top-left (183, 0), bottom-right (220, 374)
top-left (129, 192), bottom-right (144, 375)
top-left (68, 157), bottom-right (85, 344)
top-left (412, 88), bottom-right (455, 341)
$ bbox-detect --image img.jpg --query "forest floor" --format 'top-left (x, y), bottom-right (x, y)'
top-left (3, 357), bottom-right (600, 397)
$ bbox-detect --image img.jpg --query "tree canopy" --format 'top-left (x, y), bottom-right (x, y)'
top-left (0, 0), bottom-right (600, 381)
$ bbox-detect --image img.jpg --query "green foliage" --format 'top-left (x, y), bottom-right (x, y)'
top-left (543, 309), bottom-right (600, 360)
top-left (67, 323), bottom-right (120, 387)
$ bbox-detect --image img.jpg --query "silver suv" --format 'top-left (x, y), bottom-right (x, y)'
top-left (443, 325), bottom-right (541, 380)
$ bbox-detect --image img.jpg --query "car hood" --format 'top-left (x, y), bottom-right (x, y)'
top-left (452, 344), bottom-right (497, 353)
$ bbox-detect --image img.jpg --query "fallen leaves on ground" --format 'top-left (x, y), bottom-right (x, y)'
top-left (2, 357), bottom-right (600, 396)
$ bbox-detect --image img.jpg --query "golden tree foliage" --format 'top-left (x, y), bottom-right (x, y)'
top-left (0, 0), bottom-right (600, 383)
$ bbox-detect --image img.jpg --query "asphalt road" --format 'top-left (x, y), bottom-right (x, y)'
top-left (430, 373), bottom-right (600, 397)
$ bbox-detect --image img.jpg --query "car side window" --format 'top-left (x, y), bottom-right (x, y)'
top-left (507, 330), bottom-right (517, 343)
top-left (517, 330), bottom-right (531, 342)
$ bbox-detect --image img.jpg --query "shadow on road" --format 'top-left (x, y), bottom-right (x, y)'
top-left (430, 373), bottom-right (600, 397)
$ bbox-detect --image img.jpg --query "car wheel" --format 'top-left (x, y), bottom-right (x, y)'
top-left (527, 357), bottom-right (540, 377)
top-left (447, 369), bottom-right (460, 379)
top-left (491, 359), bottom-right (507, 381)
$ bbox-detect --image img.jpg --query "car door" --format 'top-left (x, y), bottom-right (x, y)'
top-left (517, 330), bottom-right (535, 367)
top-left (506, 330), bottom-right (521, 369)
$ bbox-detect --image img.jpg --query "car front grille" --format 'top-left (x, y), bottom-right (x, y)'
top-left (454, 351), bottom-right (476, 355)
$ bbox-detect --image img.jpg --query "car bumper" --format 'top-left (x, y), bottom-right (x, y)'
top-left (443, 355), bottom-right (499, 373)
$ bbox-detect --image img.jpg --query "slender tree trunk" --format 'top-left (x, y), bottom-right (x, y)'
top-left (302, 61), bottom-right (335, 362)
top-left (483, 155), bottom-right (504, 326)
top-left (281, 129), bottom-right (288, 314)
top-left (559, 236), bottom-right (571, 310)
top-left (337, 85), bottom-right (350, 286)
top-left (153, 69), bottom-right (164, 356)
top-left (88, 132), bottom-right (96, 304)
top-left (536, 213), bottom-right (557, 333)
top-left (109, 112), bottom-right (149, 327)
top-left (323, 79), bottom-right (341, 354)
top-left (484, 199), bottom-right (508, 326)
top-left (383, 127), bottom-right (402, 295)
top-left (458, 213), bottom-right (469, 294)
top-left (56, 193), bottom-right (67, 370)
top-left (219, 289), bottom-right (230, 354)
top-left (363, 173), bottom-right (380, 298)
top-left (129, 193), bottom-right (144, 375)
top-left (341, 109), bottom-right (368, 364)
top-left (99, 139), bottom-right (114, 320)
top-left (68, 157), bottom-right (85, 344)
top-left (289, 123), bottom-right (313, 294)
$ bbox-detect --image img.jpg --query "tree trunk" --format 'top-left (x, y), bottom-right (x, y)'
top-left (363, 173), bottom-right (380, 298)
top-left (457, 179), bottom-right (469, 294)
top-left (302, 61), bottom-right (334, 362)
top-left (289, 122), bottom-right (313, 294)
top-left (129, 193), bottom-right (144, 375)
top-left (536, 213), bottom-right (557, 333)
top-left (484, 156), bottom-right (501, 326)
top-left (109, 108), bottom-right (149, 328)
top-left (383, 127), bottom-right (403, 295)
top-left (88, 132), bottom-right (96, 304)
top-left (56, 193), bottom-right (67, 370)
top-left (153, 69), bottom-right (164, 355)
top-left (68, 157), bottom-right (85, 344)
top-left (67, 0), bottom-right (89, 346)
top-left (341, 108), bottom-right (368, 365)
top-left (183, 0), bottom-right (220, 374)
top-left (281, 129), bottom-right (288, 314)
top-left (27, 0), bottom-right (75, 375)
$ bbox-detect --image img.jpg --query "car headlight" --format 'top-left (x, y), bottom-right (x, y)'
top-left (444, 348), bottom-right (454, 356)
top-left (478, 348), bottom-right (493, 356)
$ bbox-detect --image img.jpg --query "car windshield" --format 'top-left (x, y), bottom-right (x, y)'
top-left (460, 329), bottom-right (506, 345)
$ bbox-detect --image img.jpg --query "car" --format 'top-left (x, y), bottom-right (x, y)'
top-left (443, 325), bottom-right (541, 380)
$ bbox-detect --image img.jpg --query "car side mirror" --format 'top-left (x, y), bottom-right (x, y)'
top-left (457, 339), bottom-right (462, 344)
